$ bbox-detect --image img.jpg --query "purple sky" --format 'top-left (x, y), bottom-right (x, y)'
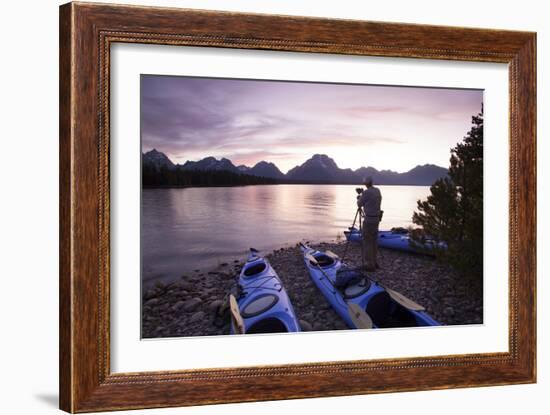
top-left (141, 75), bottom-right (482, 173)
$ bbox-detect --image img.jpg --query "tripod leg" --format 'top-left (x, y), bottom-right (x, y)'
top-left (359, 211), bottom-right (365, 270)
top-left (341, 207), bottom-right (361, 263)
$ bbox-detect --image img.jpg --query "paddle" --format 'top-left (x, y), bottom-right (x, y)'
top-left (229, 294), bottom-right (245, 334)
top-left (348, 303), bottom-right (373, 329)
top-left (385, 288), bottom-right (425, 311)
top-left (324, 250), bottom-right (339, 260)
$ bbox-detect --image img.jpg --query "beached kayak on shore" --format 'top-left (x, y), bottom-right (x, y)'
top-left (229, 249), bottom-right (301, 334)
top-left (300, 243), bottom-right (440, 329)
top-left (344, 227), bottom-right (447, 255)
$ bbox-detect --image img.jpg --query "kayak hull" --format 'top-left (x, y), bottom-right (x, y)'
top-left (231, 252), bottom-right (300, 334)
top-left (344, 228), bottom-right (446, 255)
top-left (300, 244), bottom-right (440, 329)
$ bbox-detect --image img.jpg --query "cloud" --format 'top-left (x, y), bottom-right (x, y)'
top-left (343, 105), bottom-right (406, 117)
top-left (140, 75), bottom-right (482, 171)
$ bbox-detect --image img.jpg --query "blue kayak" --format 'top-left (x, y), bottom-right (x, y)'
top-left (230, 249), bottom-right (301, 334)
top-left (344, 227), bottom-right (447, 255)
top-left (300, 243), bottom-right (440, 329)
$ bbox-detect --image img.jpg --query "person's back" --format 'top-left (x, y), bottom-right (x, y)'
top-left (357, 186), bottom-right (382, 223)
top-left (356, 177), bottom-right (382, 271)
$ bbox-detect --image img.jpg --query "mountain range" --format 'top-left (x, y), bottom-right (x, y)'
top-left (142, 149), bottom-right (448, 186)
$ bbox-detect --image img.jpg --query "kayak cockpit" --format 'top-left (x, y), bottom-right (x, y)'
top-left (366, 291), bottom-right (418, 328)
top-left (242, 261), bottom-right (267, 277)
top-left (246, 317), bottom-right (289, 334)
top-left (309, 253), bottom-right (336, 267)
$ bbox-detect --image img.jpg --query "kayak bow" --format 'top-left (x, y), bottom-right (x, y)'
top-left (230, 249), bottom-right (301, 334)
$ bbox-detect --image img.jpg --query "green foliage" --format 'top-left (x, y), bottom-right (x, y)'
top-left (412, 109), bottom-right (483, 277)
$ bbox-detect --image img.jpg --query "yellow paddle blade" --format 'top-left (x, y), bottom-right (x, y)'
top-left (386, 288), bottom-right (425, 311)
top-left (325, 250), bottom-right (339, 260)
top-left (229, 294), bottom-right (245, 334)
top-left (305, 253), bottom-right (318, 265)
top-left (348, 303), bottom-right (373, 329)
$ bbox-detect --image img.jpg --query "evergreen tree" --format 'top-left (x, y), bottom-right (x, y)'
top-left (412, 108), bottom-right (483, 277)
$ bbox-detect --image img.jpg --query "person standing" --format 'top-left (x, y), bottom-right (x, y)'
top-left (356, 176), bottom-right (382, 271)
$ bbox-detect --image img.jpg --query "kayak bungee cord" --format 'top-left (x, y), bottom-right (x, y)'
top-left (241, 275), bottom-right (281, 296)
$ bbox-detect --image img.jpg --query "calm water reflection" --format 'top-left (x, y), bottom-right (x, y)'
top-left (142, 185), bottom-right (430, 286)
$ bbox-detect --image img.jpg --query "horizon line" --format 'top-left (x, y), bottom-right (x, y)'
top-left (143, 148), bottom-right (448, 175)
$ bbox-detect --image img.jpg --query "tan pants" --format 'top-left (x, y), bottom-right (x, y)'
top-left (362, 220), bottom-right (379, 270)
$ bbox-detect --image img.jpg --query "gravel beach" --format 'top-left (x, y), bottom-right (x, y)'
top-left (141, 241), bottom-right (483, 338)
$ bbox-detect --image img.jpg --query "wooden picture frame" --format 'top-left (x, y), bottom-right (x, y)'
top-left (59, 2), bottom-right (536, 412)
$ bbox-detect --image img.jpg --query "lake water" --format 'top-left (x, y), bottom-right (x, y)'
top-left (142, 185), bottom-right (430, 286)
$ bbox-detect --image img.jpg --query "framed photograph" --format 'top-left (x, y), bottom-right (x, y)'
top-left (59, 2), bottom-right (536, 412)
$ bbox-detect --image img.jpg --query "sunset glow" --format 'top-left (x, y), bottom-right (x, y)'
top-left (141, 75), bottom-right (483, 172)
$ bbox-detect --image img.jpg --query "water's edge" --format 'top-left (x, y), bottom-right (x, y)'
top-left (141, 184), bottom-right (430, 287)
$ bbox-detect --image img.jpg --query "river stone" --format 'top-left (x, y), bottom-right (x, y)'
top-left (299, 320), bottom-right (313, 331)
top-left (140, 239), bottom-right (483, 338)
top-left (179, 281), bottom-right (194, 291)
top-left (144, 297), bottom-right (160, 307)
top-left (334, 320), bottom-right (348, 330)
top-left (171, 300), bottom-right (185, 312)
top-left (312, 322), bottom-right (325, 331)
top-left (189, 311), bottom-right (206, 324)
top-left (183, 298), bottom-right (203, 312)
top-left (143, 289), bottom-right (157, 301)
top-left (301, 312), bottom-right (314, 322)
top-left (320, 302), bottom-right (332, 311)
top-left (208, 300), bottom-right (223, 312)
top-left (166, 287), bottom-right (178, 295)
top-left (222, 272), bottom-right (235, 280)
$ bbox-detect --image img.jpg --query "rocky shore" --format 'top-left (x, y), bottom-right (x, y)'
top-left (142, 241), bottom-right (483, 338)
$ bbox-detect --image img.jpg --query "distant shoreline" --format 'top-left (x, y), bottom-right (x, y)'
top-left (142, 150), bottom-right (448, 188)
